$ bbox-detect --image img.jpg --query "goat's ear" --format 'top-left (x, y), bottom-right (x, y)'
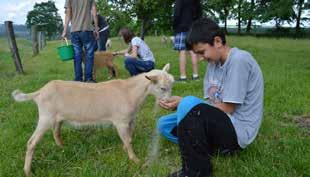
top-left (162, 63), bottom-right (170, 72)
top-left (145, 75), bottom-right (158, 84)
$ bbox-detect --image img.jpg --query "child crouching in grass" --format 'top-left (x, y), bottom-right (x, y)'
top-left (115, 27), bottom-right (155, 76)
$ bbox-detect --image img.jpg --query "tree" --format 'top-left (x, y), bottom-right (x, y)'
top-left (231, 0), bottom-right (246, 34)
top-left (246, 0), bottom-right (256, 33)
top-left (236, 0), bottom-right (243, 34)
top-left (257, 0), bottom-right (294, 30)
top-left (293, 0), bottom-right (310, 34)
top-left (137, 0), bottom-right (174, 36)
top-left (97, 0), bottom-right (174, 38)
top-left (232, 0), bottom-right (258, 33)
top-left (206, 0), bottom-right (236, 33)
top-left (97, 0), bottom-right (134, 36)
top-left (26, 1), bottom-right (63, 40)
top-left (132, 0), bottom-right (174, 39)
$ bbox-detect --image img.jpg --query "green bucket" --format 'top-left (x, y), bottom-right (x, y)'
top-left (57, 38), bottom-right (74, 61)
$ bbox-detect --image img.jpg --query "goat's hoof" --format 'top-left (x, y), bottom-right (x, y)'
top-left (131, 157), bottom-right (140, 163)
top-left (58, 143), bottom-right (64, 148)
top-left (56, 141), bottom-right (64, 148)
top-left (24, 168), bottom-right (31, 177)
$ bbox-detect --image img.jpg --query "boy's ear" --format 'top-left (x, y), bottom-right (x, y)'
top-left (214, 36), bottom-right (223, 47)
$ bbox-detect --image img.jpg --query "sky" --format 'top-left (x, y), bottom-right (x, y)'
top-left (0, 0), bottom-right (309, 27)
top-left (0, 0), bottom-right (66, 25)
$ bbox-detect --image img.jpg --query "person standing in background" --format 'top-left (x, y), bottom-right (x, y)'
top-left (173, 0), bottom-right (202, 81)
top-left (97, 14), bottom-right (110, 51)
top-left (62, 0), bottom-right (99, 83)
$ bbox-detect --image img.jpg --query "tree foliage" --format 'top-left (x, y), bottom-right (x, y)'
top-left (95, 0), bottom-right (310, 36)
top-left (26, 0), bottom-right (63, 40)
top-left (97, 0), bottom-right (174, 37)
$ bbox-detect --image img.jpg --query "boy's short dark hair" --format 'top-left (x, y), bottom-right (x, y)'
top-left (119, 27), bottom-right (135, 44)
top-left (186, 18), bottom-right (226, 50)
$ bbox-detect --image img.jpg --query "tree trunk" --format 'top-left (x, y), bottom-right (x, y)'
top-left (246, 0), bottom-right (255, 33)
top-left (5, 21), bottom-right (24, 74)
top-left (140, 19), bottom-right (146, 40)
top-left (224, 18), bottom-right (228, 34)
top-left (31, 25), bottom-right (39, 56)
top-left (237, 0), bottom-right (242, 34)
top-left (295, 0), bottom-right (304, 34)
top-left (275, 19), bottom-right (281, 32)
top-left (224, 8), bottom-right (229, 34)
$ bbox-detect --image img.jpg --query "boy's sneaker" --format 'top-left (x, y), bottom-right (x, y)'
top-left (176, 77), bottom-right (187, 83)
top-left (85, 79), bottom-right (97, 83)
top-left (192, 76), bottom-right (199, 81)
top-left (168, 169), bottom-right (185, 177)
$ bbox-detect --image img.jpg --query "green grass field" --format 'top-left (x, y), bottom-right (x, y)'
top-left (0, 36), bottom-right (309, 177)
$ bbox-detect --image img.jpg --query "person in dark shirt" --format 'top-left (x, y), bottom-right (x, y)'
top-left (97, 14), bottom-right (109, 51)
top-left (173, 0), bottom-right (202, 81)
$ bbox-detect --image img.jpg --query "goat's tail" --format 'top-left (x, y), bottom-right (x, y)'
top-left (12, 90), bottom-right (39, 102)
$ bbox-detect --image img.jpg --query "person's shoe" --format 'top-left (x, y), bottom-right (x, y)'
top-left (192, 76), bottom-right (199, 81)
top-left (168, 169), bottom-right (186, 177)
top-left (176, 77), bottom-right (187, 83)
top-left (74, 79), bottom-right (83, 82)
top-left (85, 79), bottom-right (97, 83)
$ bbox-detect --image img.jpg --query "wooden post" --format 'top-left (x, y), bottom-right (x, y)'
top-left (5, 21), bottom-right (24, 74)
top-left (42, 32), bottom-right (46, 48)
top-left (31, 25), bottom-right (39, 56)
top-left (38, 31), bottom-right (42, 50)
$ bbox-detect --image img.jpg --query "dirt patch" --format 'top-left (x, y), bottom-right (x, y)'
top-left (294, 115), bottom-right (310, 128)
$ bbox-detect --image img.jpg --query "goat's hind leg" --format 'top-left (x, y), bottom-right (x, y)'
top-left (115, 124), bottom-right (139, 163)
top-left (53, 121), bottom-right (64, 147)
top-left (24, 117), bottom-right (52, 177)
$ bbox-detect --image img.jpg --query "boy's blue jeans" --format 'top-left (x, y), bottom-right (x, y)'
top-left (124, 57), bottom-right (154, 76)
top-left (71, 31), bottom-right (96, 81)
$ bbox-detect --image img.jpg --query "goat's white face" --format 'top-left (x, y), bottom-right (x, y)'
top-left (145, 63), bottom-right (174, 100)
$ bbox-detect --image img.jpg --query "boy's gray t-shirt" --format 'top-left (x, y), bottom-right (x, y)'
top-left (131, 37), bottom-right (155, 62)
top-left (65, 0), bottom-right (95, 32)
top-left (204, 47), bottom-right (264, 148)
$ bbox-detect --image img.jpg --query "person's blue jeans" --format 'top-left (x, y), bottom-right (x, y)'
top-left (157, 96), bottom-right (205, 144)
top-left (71, 31), bottom-right (96, 81)
top-left (98, 30), bottom-right (109, 51)
top-left (124, 57), bottom-right (155, 76)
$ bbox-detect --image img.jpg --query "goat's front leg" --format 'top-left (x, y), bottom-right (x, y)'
top-left (115, 124), bottom-right (139, 163)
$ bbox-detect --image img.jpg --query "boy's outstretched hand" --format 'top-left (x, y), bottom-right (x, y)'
top-left (159, 96), bottom-right (183, 111)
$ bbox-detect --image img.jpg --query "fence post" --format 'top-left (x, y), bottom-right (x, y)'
top-left (38, 31), bottom-right (42, 50)
top-left (5, 21), bottom-right (24, 74)
top-left (42, 32), bottom-right (46, 48)
top-left (38, 31), bottom-right (44, 50)
top-left (31, 25), bottom-right (39, 56)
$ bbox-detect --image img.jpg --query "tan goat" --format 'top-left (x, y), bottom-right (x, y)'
top-left (82, 51), bottom-right (119, 80)
top-left (12, 64), bottom-right (174, 176)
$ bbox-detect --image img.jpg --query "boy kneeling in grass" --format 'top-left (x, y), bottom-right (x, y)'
top-left (157, 18), bottom-right (264, 177)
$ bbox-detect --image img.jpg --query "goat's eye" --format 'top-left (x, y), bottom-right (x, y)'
top-left (160, 87), bottom-right (167, 92)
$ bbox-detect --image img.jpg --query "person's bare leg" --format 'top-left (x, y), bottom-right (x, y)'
top-left (190, 51), bottom-right (199, 79)
top-left (179, 50), bottom-right (187, 79)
